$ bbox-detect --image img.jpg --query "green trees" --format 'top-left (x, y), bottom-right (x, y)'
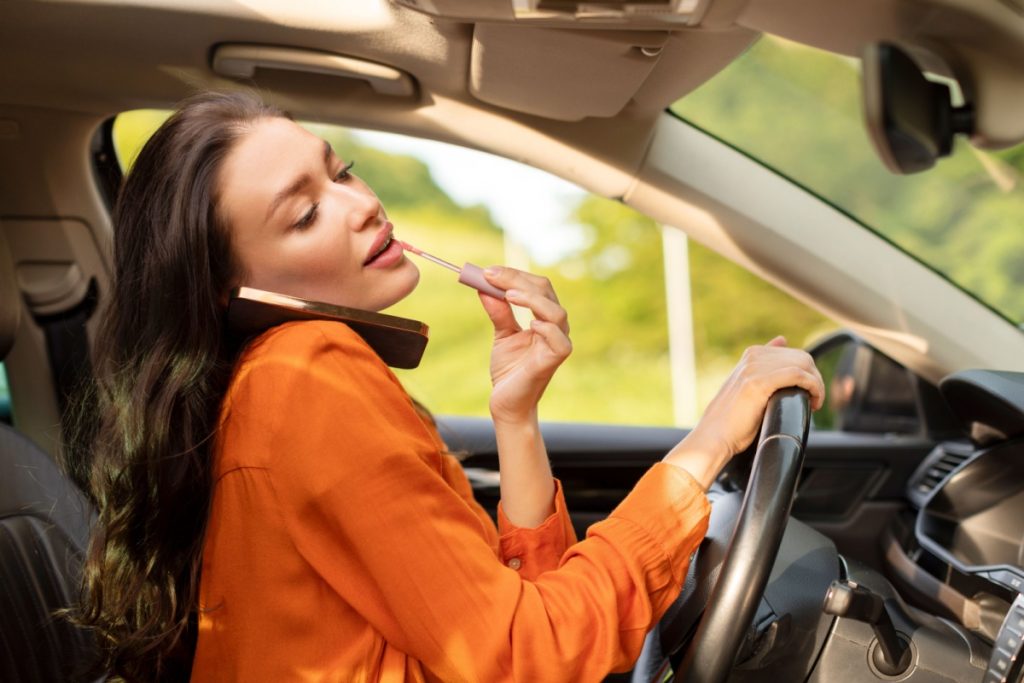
top-left (672, 36), bottom-right (1024, 325)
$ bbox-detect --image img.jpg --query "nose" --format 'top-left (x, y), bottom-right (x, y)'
top-left (338, 182), bottom-right (384, 233)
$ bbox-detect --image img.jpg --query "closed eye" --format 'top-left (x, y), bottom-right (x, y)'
top-left (335, 160), bottom-right (355, 182)
top-left (292, 161), bottom-right (355, 230)
top-left (294, 202), bottom-right (318, 230)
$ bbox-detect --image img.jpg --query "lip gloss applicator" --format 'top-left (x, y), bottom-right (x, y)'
top-left (400, 241), bottom-right (507, 300)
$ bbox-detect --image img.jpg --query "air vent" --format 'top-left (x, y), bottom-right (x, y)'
top-left (908, 441), bottom-right (974, 506)
top-left (918, 451), bottom-right (966, 491)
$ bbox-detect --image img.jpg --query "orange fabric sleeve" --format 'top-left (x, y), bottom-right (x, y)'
top-left (437, 453), bottom-right (501, 554)
top-left (417, 402), bottom-right (578, 578)
top-left (235, 321), bottom-right (710, 681)
top-left (442, 445), bottom-right (576, 580)
top-left (496, 480), bottom-right (577, 580)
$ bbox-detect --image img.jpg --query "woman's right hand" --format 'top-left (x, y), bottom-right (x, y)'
top-left (664, 336), bottom-right (824, 489)
top-left (476, 266), bottom-right (572, 426)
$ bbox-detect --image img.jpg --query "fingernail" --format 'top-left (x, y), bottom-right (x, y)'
top-left (506, 288), bottom-right (522, 299)
top-left (484, 266), bottom-right (501, 276)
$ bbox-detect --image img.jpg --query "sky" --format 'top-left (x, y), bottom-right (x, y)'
top-left (353, 129), bottom-right (588, 263)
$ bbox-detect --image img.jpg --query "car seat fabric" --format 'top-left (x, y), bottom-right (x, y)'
top-left (0, 421), bottom-right (101, 682)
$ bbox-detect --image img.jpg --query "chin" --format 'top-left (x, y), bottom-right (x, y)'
top-left (372, 261), bottom-right (420, 312)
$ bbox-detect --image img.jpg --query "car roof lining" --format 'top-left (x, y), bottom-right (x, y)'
top-left (3, 0), bottom-right (1023, 141)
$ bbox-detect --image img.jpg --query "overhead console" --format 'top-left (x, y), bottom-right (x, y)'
top-left (393, 0), bottom-right (716, 27)
top-left (396, 0), bottom-right (1024, 168)
top-left (394, 0), bottom-right (755, 121)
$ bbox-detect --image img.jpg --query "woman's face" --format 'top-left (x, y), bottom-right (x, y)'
top-left (218, 117), bottom-right (419, 311)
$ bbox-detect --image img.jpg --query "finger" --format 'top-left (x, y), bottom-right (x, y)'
top-left (477, 291), bottom-right (521, 339)
top-left (483, 266), bottom-right (560, 304)
top-left (756, 367), bottom-right (825, 411)
top-left (740, 339), bottom-right (788, 363)
top-left (529, 319), bottom-right (572, 361)
top-left (756, 345), bottom-right (816, 376)
top-left (783, 368), bottom-right (824, 412)
top-left (808, 359), bottom-right (825, 397)
top-left (786, 348), bottom-right (821, 381)
top-left (506, 288), bottom-right (570, 335)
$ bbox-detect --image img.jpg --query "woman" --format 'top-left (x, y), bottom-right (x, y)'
top-left (76, 91), bottom-right (824, 682)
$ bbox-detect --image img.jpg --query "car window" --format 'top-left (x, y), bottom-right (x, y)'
top-left (671, 35), bottom-right (1024, 327)
top-left (113, 111), bottom-right (835, 426)
top-left (0, 363), bottom-right (10, 424)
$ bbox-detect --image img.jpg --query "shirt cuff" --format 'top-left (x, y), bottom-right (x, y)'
top-left (497, 479), bottom-right (575, 580)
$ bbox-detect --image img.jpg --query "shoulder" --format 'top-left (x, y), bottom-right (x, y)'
top-left (215, 320), bottom-right (441, 476)
top-left (234, 319), bottom-right (398, 388)
top-left (242, 320), bottom-right (380, 366)
top-left (223, 320), bottom-right (405, 418)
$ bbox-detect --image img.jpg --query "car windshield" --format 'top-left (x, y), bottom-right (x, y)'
top-left (670, 36), bottom-right (1024, 327)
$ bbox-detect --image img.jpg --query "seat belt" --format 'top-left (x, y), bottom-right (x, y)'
top-left (16, 259), bottom-right (98, 493)
top-left (32, 278), bottom-right (97, 425)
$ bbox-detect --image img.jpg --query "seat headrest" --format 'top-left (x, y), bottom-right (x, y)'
top-left (0, 238), bottom-right (21, 360)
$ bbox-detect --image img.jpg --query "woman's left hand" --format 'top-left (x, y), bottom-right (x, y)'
top-left (478, 266), bottom-right (572, 425)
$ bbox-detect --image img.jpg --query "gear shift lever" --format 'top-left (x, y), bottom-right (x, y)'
top-left (822, 580), bottom-right (912, 675)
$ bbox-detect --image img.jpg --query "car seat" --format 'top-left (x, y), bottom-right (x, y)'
top-left (0, 237), bottom-right (103, 681)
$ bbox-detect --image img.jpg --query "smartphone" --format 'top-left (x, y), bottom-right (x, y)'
top-left (226, 286), bottom-right (429, 369)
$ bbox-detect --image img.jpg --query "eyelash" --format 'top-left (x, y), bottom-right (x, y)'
top-left (293, 160), bottom-right (357, 230)
top-left (335, 160), bottom-right (355, 182)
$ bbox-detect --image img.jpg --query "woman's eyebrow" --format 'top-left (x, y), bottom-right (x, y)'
top-left (264, 140), bottom-right (333, 222)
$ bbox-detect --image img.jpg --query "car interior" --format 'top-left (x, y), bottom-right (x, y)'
top-left (2, 0), bottom-right (1024, 681)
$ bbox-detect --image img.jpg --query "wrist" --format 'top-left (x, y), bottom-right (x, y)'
top-left (492, 409), bottom-right (553, 528)
top-left (662, 432), bottom-right (731, 490)
top-left (680, 429), bottom-right (732, 463)
top-left (490, 406), bottom-right (539, 428)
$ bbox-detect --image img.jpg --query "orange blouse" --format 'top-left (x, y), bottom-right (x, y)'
top-left (191, 320), bottom-right (710, 682)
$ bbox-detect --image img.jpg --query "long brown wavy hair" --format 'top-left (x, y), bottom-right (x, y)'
top-left (71, 90), bottom-right (285, 681)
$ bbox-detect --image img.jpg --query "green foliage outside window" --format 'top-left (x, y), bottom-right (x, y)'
top-left (672, 36), bottom-right (1024, 326)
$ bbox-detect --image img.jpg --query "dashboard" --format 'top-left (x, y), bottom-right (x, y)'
top-left (906, 370), bottom-right (1024, 682)
top-left (916, 371), bottom-right (1024, 592)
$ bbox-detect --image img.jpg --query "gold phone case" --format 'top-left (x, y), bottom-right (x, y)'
top-left (226, 287), bottom-right (429, 369)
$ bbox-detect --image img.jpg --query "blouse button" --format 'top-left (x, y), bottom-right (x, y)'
top-left (507, 557), bottom-right (523, 570)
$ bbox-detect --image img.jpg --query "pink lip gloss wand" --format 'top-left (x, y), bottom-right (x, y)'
top-left (400, 241), bottom-right (507, 300)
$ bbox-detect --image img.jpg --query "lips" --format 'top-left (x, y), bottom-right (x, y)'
top-left (363, 222), bottom-right (394, 266)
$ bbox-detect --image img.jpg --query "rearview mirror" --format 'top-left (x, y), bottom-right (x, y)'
top-left (861, 42), bottom-right (974, 174)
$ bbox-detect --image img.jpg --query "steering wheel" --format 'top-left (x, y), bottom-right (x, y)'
top-left (650, 387), bottom-right (811, 683)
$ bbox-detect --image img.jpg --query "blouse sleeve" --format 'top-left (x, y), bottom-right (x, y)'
top-left (496, 480), bottom-right (577, 580)
top-left (441, 451), bottom-right (576, 580)
top-left (246, 321), bottom-right (710, 682)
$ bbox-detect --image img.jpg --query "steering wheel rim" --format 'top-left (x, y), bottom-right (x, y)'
top-left (672, 387), bottom-right (811, 683)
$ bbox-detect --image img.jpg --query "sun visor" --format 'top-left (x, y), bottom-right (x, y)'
top-left (469, 24), bottom-right (670, 120)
